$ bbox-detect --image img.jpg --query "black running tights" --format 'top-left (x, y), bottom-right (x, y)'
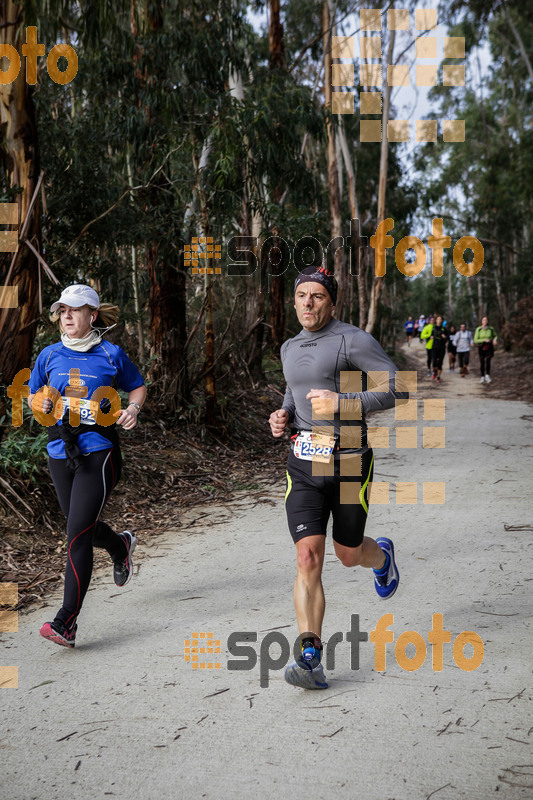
top-left (49, 447), bottom-right (126, 628)
top-left (478, 347), bottom-right (493, 376)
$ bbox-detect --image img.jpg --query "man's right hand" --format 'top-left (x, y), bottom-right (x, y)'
top-left (269, 408), bottom-right (289, 438)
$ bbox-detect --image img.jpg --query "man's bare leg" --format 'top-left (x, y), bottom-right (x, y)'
top-left (293, 535), bottom-right (326, 636)
top-left (285, 534), bottom-right (329, 689)
top-left (333, 536), bottom-right (386, 569)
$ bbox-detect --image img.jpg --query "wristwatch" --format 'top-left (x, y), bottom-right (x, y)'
top-left (128, 402), bottom-right (141, 412)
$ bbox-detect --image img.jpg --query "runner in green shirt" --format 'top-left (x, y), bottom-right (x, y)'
top-left (474, 316), bottom-right (498, 384)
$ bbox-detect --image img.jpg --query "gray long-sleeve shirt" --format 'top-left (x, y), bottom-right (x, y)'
top-left (281, 318), bottom-right (408, 451)
top-left (452, 329), bottom-right (473, 352)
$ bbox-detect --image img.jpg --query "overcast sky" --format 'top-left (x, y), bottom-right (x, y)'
top-left (248, 2), bottom-right (491, 156)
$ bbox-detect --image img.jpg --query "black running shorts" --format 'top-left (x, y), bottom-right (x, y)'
top-left (432, 347), bottom-right (445, 370)
top-left (285, 447), bottom-right (374, 547)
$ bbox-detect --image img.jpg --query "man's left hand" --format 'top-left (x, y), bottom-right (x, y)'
top-left (306, 389), bottom-right (339, 418)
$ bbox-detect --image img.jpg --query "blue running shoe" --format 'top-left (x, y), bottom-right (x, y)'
top-left (284, 657), bottom-right (328, 689)
top-left (373, 537), bottom-right (399, 599)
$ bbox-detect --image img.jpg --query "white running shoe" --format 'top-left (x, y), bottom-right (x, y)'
top-left (480, 376), bottom-right (486, 384)
top-left (485, 375), bottom-right (492, 384)
top-left (285, 658), bottom-right (328, 689)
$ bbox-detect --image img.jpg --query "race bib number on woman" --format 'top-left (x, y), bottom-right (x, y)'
top-left (61, 397), bottom-right (97, 425)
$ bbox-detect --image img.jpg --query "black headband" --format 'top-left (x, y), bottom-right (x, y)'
top-left (294, 266), bottom-right (338, 305)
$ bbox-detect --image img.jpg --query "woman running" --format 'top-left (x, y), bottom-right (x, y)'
top-left (474, 316), bottom-right (498, 384)
top-left (430, 315), bottom-right (448, 383)
top-left (28, 284), bottom-right (146, 648)
top-left (420, 316), bottom-right (434, 376)
top-left (447, 325), bottom-right (457, 371)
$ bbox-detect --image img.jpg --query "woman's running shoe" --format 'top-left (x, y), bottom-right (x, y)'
top-left (113, 531), bottom-right (136, 587)
top-left (40, 620), bottom-right (77, 648)
top-left (285, 657), bottom-right (328, 689)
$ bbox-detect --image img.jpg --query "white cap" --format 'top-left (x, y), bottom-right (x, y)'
top-left (50, 284), bottom-right (100, 313)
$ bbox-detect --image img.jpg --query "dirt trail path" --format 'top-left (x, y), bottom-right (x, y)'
top-left (1, 341), bottom-right (532, 800)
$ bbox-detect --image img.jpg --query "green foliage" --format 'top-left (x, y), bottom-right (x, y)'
top-left (15, 0), bottom-right (526, 378)
top-left (408, 274), bottom-right (448, 318)
top-left (0, 424), bottom-right (49, 485)
top-left (414, 4), bottom-right (533, 325)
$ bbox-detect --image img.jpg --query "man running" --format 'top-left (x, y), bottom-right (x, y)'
top-left (454, 323), bottom-right (473, 377)
top-left (269, 266), bottom-right (407, 690)
top-left (404, 316), bottom-right (415, 346)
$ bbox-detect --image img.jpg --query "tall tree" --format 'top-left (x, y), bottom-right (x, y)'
top-left (365, 18), bottom-right (396, 334)
top-left (322, 0), bottom-right (347, 317)
top-left (132, 0), bottom-right (189, 409)
top-left (267, 0), bottom-right (286, 355)
top-left (0, 0), bottom-right (42, 435)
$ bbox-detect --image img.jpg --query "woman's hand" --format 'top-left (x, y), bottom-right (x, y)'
top-left (31, 395), bottom-right (53, 414)
top-left (114, 405), bottom-right (139, 430)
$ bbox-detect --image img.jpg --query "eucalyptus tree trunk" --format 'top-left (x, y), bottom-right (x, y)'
top-left (203, 260), bottom-right (217, 428)
top-left (243, 189), bottom-right (265, 383)
top-left (504, 5), bottom-right (533, 83)
top-left (268, 0), bottom-right (286, 354)
top-left (126, 148), bottom-right (144, 362)
top-left (477, 275), bottom-right (484, 320)
top-left (0, 0), bottom-right (41, 435)
top-left (229, 55), bottom-right (265, 382)
top-left (134, 0), bottom-right (188, 407)
top-left (365, 22), bottom-right (396, 335)
top-left (338, 120), bottom-right (364, 326)
top-left (357, 244), bottom-right (370, 330)
top-left (322, 0), bottom-right (346, 319)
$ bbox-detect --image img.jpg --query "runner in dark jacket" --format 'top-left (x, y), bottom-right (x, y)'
top-left (430, 315), bottom-right (448, 383)
top-left (447, 325), bottom-right (457, 371)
